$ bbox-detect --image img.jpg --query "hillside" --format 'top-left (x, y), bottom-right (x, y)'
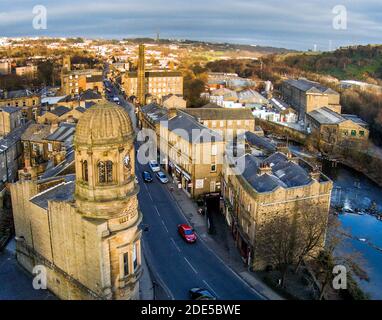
top-left (283, 45), bottom-right (382, 84)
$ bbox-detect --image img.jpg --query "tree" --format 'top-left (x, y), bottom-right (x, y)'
top-left (314, 216), bottom-right (369, 300)
top-left (255, 213), bottom-right (299, 287)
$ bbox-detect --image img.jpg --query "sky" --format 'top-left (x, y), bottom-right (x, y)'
top-left (0, 0), bottom-right (381, 50)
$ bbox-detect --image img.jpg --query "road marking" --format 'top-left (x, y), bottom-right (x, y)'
top-left (164, 183), bottom-right (267, 299)
top-left (161, 220), bottom-right (169, 233)
top-left (203, 280), bottom-right (219, 299)
top-left (170, 238), bottom-right (181, 252)
top-left (147, 191), bottom-right (153, 201)
top-left (184, 257), bottom-right (198, 274)
top-left (154, 206), bottom-right (161, 217)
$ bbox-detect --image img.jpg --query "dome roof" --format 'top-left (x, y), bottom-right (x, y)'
top-left (74, 100), bottom-right (134, 146)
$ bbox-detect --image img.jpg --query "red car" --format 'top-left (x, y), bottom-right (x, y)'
top-left (178, 224), bottom-right (197, 243)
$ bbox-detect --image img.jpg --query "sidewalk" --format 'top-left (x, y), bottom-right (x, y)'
top-left (139, 253), bottom-right (154, 300)
top-left (165, 179), bottom-right (284, 300)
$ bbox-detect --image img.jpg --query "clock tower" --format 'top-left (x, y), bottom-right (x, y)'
top-left (74, 100), bottom-right (142, 299)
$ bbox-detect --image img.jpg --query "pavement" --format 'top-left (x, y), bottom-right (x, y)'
top-left (110, 78), bottom-right (283, 300)
top-left (0, 240), bottom-right (56, 300)
top-left (135, 153), bottom-right (280, 300)
top-left (163, 177), bottom-right (283, 300)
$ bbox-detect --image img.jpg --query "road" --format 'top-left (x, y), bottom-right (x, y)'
top-left (136, 160), bottom-right (263, 300)
top-left (107, 77), bottom-right (263, 300)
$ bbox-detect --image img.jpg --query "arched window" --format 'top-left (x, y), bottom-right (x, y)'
top-left (82, 160), bottom-right (88, 182)
top-left (98, 160), bottom-right (113, 183)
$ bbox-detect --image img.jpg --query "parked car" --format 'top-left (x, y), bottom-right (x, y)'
top-left (149, 160), bottom-right (160, 172)
top-left (189, 288), bottom-right (216, 300)
top-left (156, 171), bottom-right (169, 184)
top-left (142, 171), bottom-right (153, 183)
top-left (178, 224), bottom-right (197, 243)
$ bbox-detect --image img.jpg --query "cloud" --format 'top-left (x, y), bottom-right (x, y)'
top-left (0, 0), bottom-right (380, 50)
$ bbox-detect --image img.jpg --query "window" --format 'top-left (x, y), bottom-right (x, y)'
top-left (211, 164), bottom-right (216, 172)
top-left (98, 160), bottom-right (113, 183)
top-left (343, 130), bottom-right (348, 136)
top-left (82, 160), bottom-right (88, 182)
top-left (132, 243), bottom-right (139, 272)
top-left (211, 144), bottom-right (217, 156)
top-left (123, 253), bottom-right (129, 276)
top-left (351, 130), bottom-right (357, 137)
top-left (359, 131), bottom-right (365, 137)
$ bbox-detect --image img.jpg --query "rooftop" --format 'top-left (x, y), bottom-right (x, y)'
top-left (235, 152), bottom-right (314, 193)
top-left (307, 107), bottom-right (345, 125)
top-left (284, 78), bottom-right (339, 95)
top-left (184, 107), bottom-right (254, 121)
top-left (30, 178), bottom-right (75, 210)
top-left (21, 123), bottom-right (51, 142)
top-left (166, 111), bottom-right (223, 144)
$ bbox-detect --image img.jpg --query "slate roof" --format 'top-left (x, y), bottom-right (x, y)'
top-left (285, 79), bottom-right (339, 95)
top-left (40, 147), bottom-right (75, 180)
top-left (141, 103), bottom-right (168, 124)
top-left (245, 131), bottom-right (277, 153)
top-left (342, 114), bottom-right (369, 128)
top-left (307, 107), bottom-right (345, 125)
top-left (30, 180), bottom-right (75, 210)
top-left (0, 121), bottom-right (31, 153)
top-left (167, 111), bottom-right (223, 144)
top-left (0, 106), bottom-right (20, 114)
top-left (1, 89), bottom-right (38, 100)
top-left (45, 123), bottom-right (75, 142)
top-left (21, 123), bottom-right (51, 142)
top-left (79, 90), bottom-right (102, 100)
top-left (50, 106), bottom-right (71, 117)
top-left (184, 108), bottom-right (254, 121)
top-left (235, 152), bottom-right (313, 193)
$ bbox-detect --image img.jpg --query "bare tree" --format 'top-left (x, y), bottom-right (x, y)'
top-left (314, 216), bottom-right (369, 300)
top-left (255, 213), bottom-right (300, 287)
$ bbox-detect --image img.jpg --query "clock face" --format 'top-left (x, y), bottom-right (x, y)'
top-left (123, 155), bottom-right (130, 168)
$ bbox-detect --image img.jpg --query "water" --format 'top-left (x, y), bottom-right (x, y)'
top-left (322, 162), bottom-right (382, 300)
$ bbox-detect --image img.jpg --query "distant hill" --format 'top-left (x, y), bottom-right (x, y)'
top-left (123, 38), bottom-right (295, 55)
top-left (283, 45), bottom-right (382, 84)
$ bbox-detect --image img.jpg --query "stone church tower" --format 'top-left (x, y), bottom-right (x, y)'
top-left (10, 101), bottom-right (142, 300)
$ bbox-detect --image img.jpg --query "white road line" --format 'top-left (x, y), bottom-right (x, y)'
top-left (161, 220), bottom-right (169, 233)
top-left (147, 192), bottom-right (153, 201)
top-left (170, 238), bottom-right (181, 253)
top-left (184, 257), bottom-right (198, 274)
top-left (203, 280), bottom-right (219, 299)
top-left (154, 206), bottom-right (161, 217)
top-left (164, 182), bottom-right (266, 299)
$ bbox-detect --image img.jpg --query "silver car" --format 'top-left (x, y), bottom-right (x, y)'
top-left (156, 171), bottom-right (169, 184)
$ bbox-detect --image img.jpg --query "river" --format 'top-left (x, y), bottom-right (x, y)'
top-left (322, 161), bottom-right (382, 300)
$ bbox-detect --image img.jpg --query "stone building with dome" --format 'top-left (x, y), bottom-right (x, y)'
top-left (10, 100), bottom-right (142, 300)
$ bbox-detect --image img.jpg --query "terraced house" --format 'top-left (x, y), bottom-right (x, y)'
top-left (160, 110), bottom-right (224, 198)
top-left (0, 89), bottom-right (41, 120)
top-left (221, 136), bottom-right (333, 268)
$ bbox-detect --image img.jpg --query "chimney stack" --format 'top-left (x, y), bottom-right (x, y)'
top-left (258, 162), bottom-right (272, 175)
